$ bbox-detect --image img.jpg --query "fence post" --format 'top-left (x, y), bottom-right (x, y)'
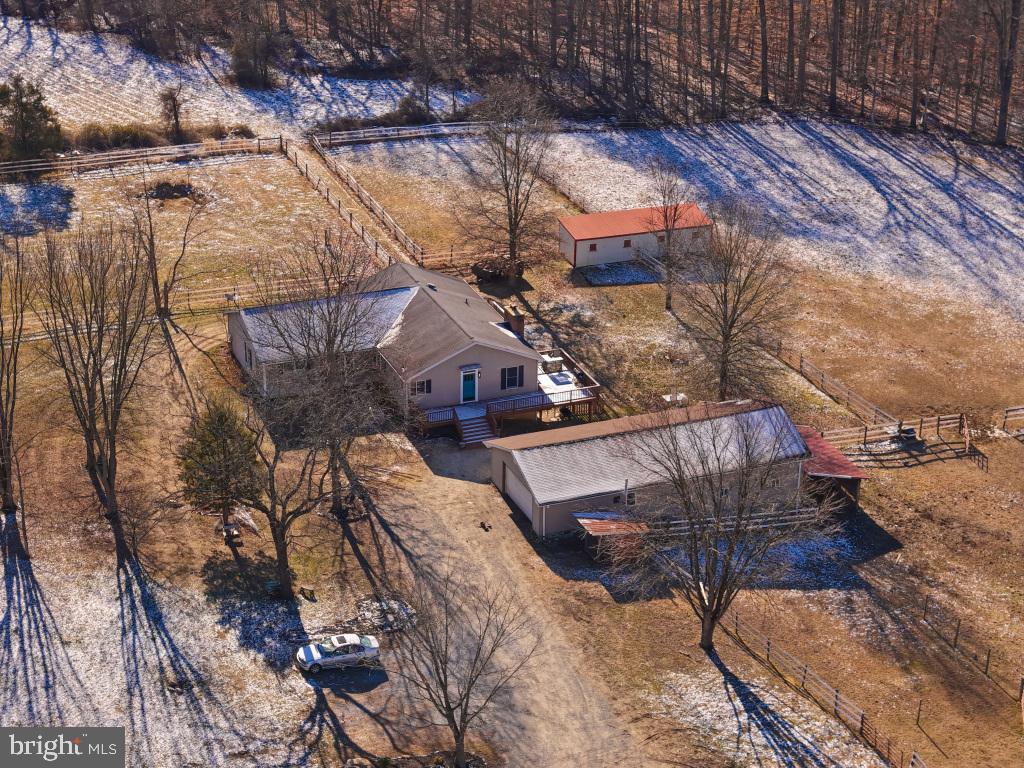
top-left (833, 689), bottom-right (840, 718)
top-left (859, 712), bottom-right (865, 736)
top-left (766, 639), bottom-right (771, 662)
top-left (953, 618), bottom-right (961, 650)
top-left (922, 595), bottom-right (929, 621)
top-left (1017, 677), bottom-right (1024, 702)
top-left (800, 664), bottom-right (808, 689)
top-left (257, 138), bottom-right (261, 153)
top-left (984, 648), bottom-right (991, 676)
top-left (916, 699), bottom-right (923, 726)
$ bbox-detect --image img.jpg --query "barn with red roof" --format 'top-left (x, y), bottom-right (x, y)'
top-left (557, 204), bottom-right (712, 268)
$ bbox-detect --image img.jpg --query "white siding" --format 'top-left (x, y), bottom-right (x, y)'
top-left (569, 226), bottom-right (711, 268)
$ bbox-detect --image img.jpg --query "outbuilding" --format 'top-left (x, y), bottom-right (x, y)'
top-left (557, 204), bottom-right (712, 268)
top-left (485, 400), bottom-right (811, 537)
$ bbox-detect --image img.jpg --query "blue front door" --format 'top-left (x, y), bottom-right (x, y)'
top-left (461, 371), bottom-right (477, 403)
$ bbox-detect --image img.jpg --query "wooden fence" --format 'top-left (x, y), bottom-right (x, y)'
top-left (767, 339), bottom-right (896, 424)
top-left (309, 134), bottom-right (425, 261)
top-left (314, 121), bottom-right (487, 147)
top-left (821, 414), bottom-right (965, 448)
top-left (1000, 405), bottom-right (1024, 433)
top-left (280, 139), bottom-right (396, 267)
top-left (728, 612), bottom-right (927, 768)
top-left (0, 137), bottom-right (281, 178)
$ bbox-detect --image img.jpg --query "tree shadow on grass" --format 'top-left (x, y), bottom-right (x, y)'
top-left (0, 510), bottom-right (99, 726)
top-left (709, 649), bottom-right (847, 768)
top-left (0, 183), bottom-right (75, 235)
top-left (115, 553), bottom-right (278, 766)
top-left (200, 548), bottom-right (303, 668)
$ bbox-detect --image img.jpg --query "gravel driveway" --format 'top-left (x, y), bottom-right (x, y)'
top-left (365, 437), bottom-right (639, 766)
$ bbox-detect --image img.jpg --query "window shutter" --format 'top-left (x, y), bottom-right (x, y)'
top-left (425, 379), bottom-right (432, 394)
top-left (517, 365), bottom-right (524, 387)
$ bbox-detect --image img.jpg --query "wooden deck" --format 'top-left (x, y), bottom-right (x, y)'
top-left (422, 347), bottom-right (601, 443)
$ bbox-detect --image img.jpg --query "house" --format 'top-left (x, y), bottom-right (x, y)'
top-left (557, 204), bottom-right (712, 269)
top-left (226, 262), bottom-right (601, 445)
top-left (484, 400), bottom-right (815, 537)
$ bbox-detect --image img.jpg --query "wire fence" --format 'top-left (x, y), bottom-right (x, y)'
top-left (728, 612), bottom-right (927, 768)
top-left (918, 594), bottom-right (1024, 702)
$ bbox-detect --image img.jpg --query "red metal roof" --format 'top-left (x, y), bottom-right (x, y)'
top-left (573, 513), bottom-right (649, 537)
top-left (797, 426), bottom-right (869, 480)
top-left (558, 204), bottom-right (712, 241)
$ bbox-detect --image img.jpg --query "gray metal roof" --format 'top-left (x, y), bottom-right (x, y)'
top-left (504, 404), bottom-right (808, 505)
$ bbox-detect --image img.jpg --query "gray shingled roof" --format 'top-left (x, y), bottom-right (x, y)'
top-left (239, 262), bottom-right (539, 375)
top-left (501, 404), bottom-right (808, 505)
top-left (367, 263), bottom-right (540, 376)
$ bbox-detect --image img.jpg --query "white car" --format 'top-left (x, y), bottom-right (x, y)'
top-left (294, 633), bottom-right (380, 673)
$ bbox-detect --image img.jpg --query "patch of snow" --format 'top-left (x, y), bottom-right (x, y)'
top-left (579, 260), bottom-right (661, 286)
top-left (646, 663), bottom-right (886, 767)
top-left (544, 117), bottom-right (1024, 314)
top-left (0, 534), bottom-right (344, 767)
top-left (0, 16), bottom-right (465, 135)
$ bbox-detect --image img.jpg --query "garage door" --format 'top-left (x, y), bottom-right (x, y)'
top-left (503, 464), bottom-right (534, 522)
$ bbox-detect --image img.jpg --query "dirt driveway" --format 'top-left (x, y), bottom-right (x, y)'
top-left (359, 436), bottom-right (640, 766)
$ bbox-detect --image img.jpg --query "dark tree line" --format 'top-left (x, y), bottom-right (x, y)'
top-left (5, 1), bottom-right (1022, 143)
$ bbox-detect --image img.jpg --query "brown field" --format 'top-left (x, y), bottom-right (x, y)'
top-left (6, 155), bottom-right (344, 292)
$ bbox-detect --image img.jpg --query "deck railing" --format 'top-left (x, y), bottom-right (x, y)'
top-left (485, 385), bottom-right (600, 416)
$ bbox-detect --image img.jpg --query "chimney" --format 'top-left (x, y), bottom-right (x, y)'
top-left (506, 305), bottom-right (526, 337)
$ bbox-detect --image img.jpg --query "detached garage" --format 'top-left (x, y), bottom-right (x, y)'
top-left (558, 204), bottom-right (712, 268)
top-left (485, 400), bottom-right (812, 537)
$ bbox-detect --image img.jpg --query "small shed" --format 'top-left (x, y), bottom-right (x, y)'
top-left (797, 426), bottom-right (869, 512)
top-left (557, 204), bottom-right (712, 268)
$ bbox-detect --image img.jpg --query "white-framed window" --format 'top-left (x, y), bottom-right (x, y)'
top-left (500, 365), bottom-right (525, 390)
top-left (410, 379), bottom-right (432, 396)
top-left (765, 475), bottom-right (781, 489)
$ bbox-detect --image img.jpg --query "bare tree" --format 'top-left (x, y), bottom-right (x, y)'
top-left (35, 222), bottom-right (158, 560)
top-left (676, 204), bottom-right (793, 400)
top-left (128, 173), bottom-right (208, 407)
top-left (396, 568), bottom-right (538, 768)
top-left (605, 402), bottom-right (834, 650)
top-left (158, 82), bottom-right (188, 141)
top-left (643, 157), bottom-right (697, 312)
top-left (989, 0), bottom-right (1023, 144)
top-left (0, 237), bottom-right (27, 557)
top-left (458, 83), bottom-right (553, 282)
top-left (248, 227), bottom-right (403, 519)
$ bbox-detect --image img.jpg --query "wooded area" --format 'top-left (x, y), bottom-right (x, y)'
top-left (3, 0), bottom-right (1021, 144)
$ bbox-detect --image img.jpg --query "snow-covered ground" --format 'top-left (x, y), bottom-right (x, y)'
top-left (331, 135), bottom-right (489, 185)
top-left (0, 16), bottom-right (460, 135)
top-left (544, 117), bottom-right (1024, 312)
top-left (0, 528), bottom-right (376, 767)
top-left (646, 663), bottom-right (885, 767)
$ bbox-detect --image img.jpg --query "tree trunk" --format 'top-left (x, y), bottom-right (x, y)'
top-left (699, 610), bottom-right (717, 650)
top-left (996, 0), bottom-right (1022, 145)
top-left (454, 729), bottom-right (468, 768)
top-left (272, 526), bottom-right (295, 599)
top-left (830, 0), bottom-right (844, 113)
top-left (758, 0), bottom-right (770, 103)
